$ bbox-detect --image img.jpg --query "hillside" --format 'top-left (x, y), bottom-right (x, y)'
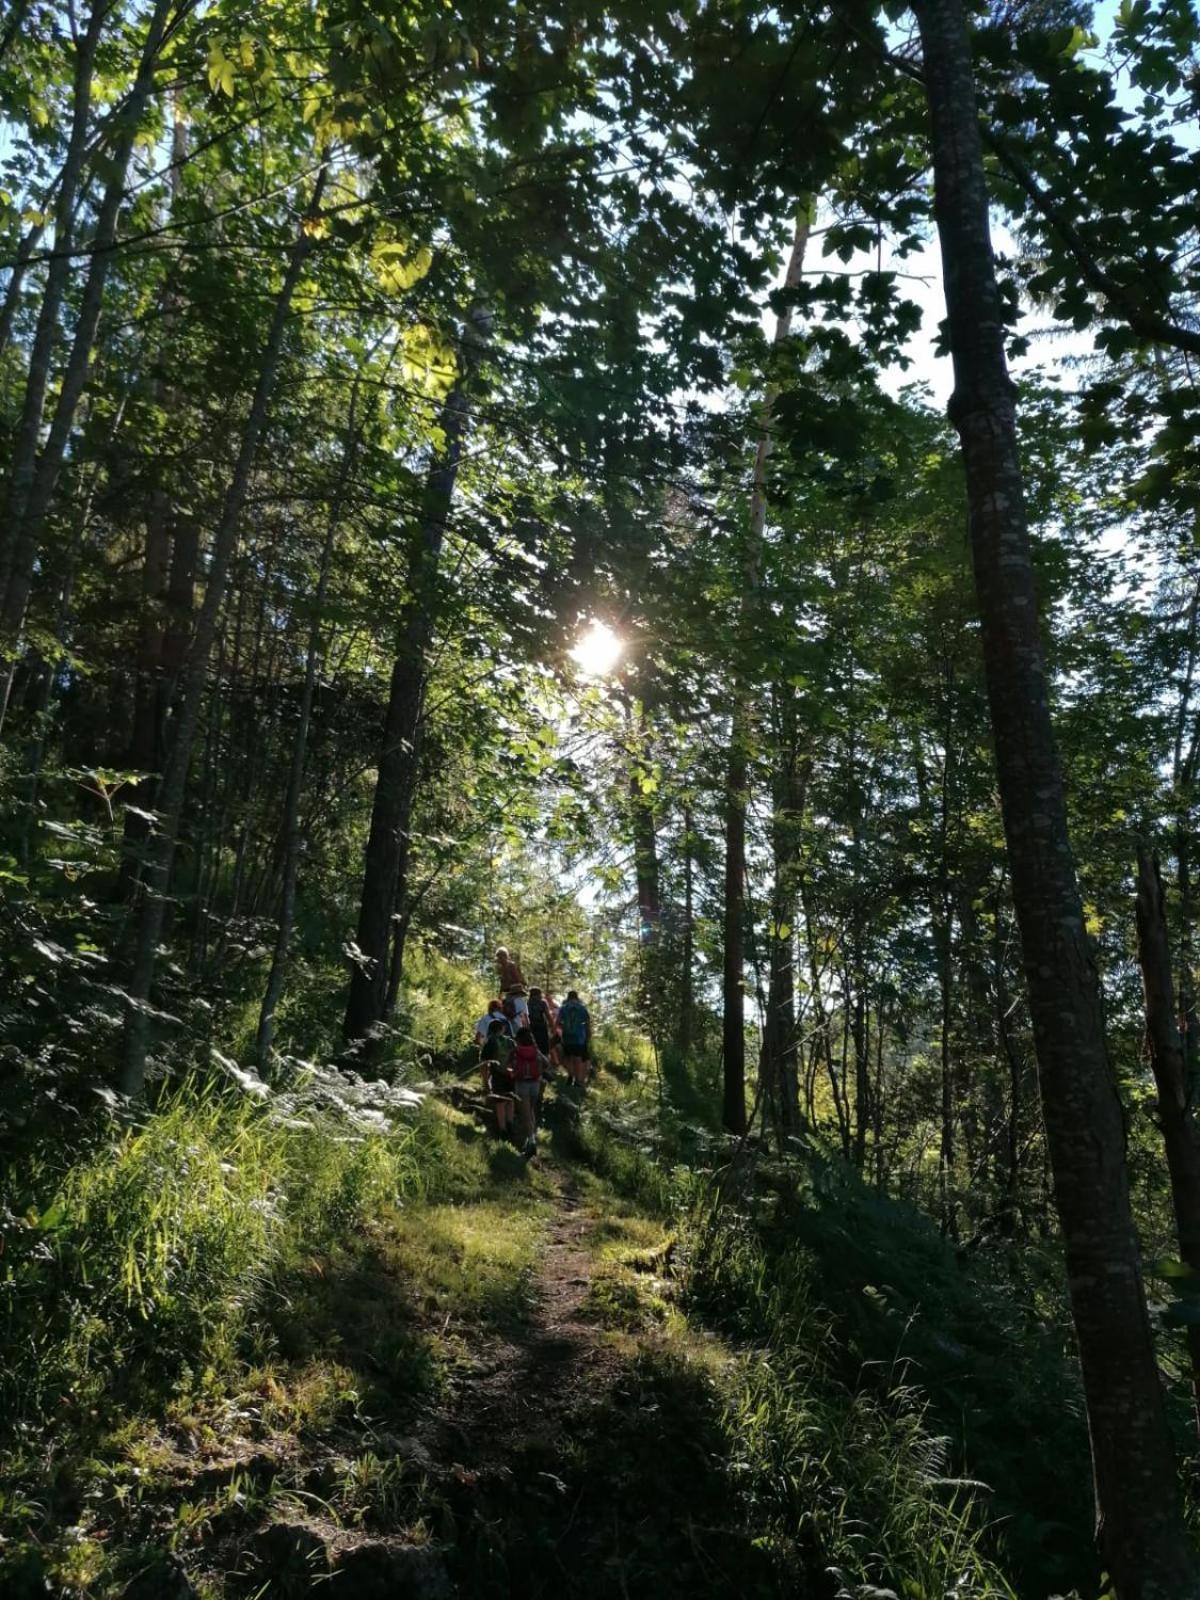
top-left (0, 988), bottom-right (1100, 1600)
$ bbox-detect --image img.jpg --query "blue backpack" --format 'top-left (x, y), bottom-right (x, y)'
top-left (559, 999), bottom-right (588, 1045)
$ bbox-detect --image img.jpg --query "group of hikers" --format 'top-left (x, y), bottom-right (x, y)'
top-left (472, 946), bottom-right (592, 1157)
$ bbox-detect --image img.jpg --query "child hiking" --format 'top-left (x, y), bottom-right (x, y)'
top-left (511, 1025), bottom-right (542, 1156)
top-left (480, 1019), bottom-right (517, 1136)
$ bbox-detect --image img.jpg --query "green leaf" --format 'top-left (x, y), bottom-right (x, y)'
top-left (1146, 1258), bottom-right (1197, 1281)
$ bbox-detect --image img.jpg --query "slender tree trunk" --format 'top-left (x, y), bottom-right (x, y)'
top-left (1178, 819), bottom-right (1200, 1099)
top-left (723, 210), bottom-right (812, 1136)
top-left (914, 0), bottom-right (1197, 1590)
top-left (256, 387), bottom-right (363, 1068)
top-left (118, 485), bottom-right (174, 899)
top-left (677, 803), bottom-right (694, 1056)
top-left (851, 978), bottom-right (870, 1168)
top-left (0, 0), bottom-right (177, 707)
top-left (801, 873), bottom-right (850, 1157)
top-left (119, 105), bottom-right (188, 899)
top-left (721, 744), bottom-right (748, 1133)
top-left (763, 692), bottom-right (807, 1139)
top-left (0, 221), bottom-right (45, 360)
top-left (0, 0), bottom-right (105, 645)
top-left (120, 167), bottom-right (327, 1095)
top-left (343, 306), bottom-right (491, 1043)
top-left (1135, 845), bottom-right (1200, 1439)
top-left (629, 704), bottom-right (661, 949)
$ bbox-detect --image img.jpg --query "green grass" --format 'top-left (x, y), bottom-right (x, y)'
top-left (0, 974), bottom-right (1104, 1600)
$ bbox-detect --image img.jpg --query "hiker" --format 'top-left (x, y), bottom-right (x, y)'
top-left (495, 946), bottom-right (525, 994)
top-left (512, 1025), bottom-right (542, 1155)
top-left (558, 990), bottom-right (591, 1086)
top-left (480, 1019), bottom-right (517, 1134)
top-left (543, 991), bottom-right (563, 1067)
top-left (473, 998), bottom-right (510, 1047)
top-left (504, 985), bottom-right (530, 1032)
top-left (528, 986), bottom-right (553, 1059)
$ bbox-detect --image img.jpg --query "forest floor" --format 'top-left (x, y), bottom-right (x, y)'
top-left (14, 1076), bottom-right (783, 1600)
top-left (3, 1048), bottom-right (1098, 1600)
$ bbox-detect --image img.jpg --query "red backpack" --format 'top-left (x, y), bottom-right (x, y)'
top-left (514, 1043), bottom-right (540, 1082)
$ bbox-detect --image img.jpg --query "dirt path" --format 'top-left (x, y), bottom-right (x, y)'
top-left (427, 1163), bottom-right (619, 1480)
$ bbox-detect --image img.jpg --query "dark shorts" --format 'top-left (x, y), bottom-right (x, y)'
top-left (531, 1024), bottom-right (551, 1054)
top-left (563, 1037), bottom-right (588, 1060)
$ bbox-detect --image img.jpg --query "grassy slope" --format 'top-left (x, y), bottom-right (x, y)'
top-left (0, 1004), bottom-right (1099, 1599)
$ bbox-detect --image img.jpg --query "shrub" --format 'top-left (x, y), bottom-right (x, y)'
top-left (0, 1064), bottom-right (437, 1431)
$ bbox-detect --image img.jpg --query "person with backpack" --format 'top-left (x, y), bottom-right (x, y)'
top-left (527, 987), bottom-right (553, 1057)
top-left (558, 990), bottom-right (591, 1086)
top-left (480, 1019), bottom-right (517, 1136)
top-left (473, 999), bottom-right (510, 1048)
top-left (503, 986), bottom-right (530, 1032)
top-left (511, 1025), bottom-right (542, 1155)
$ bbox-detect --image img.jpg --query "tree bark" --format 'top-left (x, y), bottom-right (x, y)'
top-left (721, 741), bottom-right (748, 1133)
top-left (0, 0), bottom-right (105, 664)
top-left (722, 210), bottom-right (811, 1137)
top-left (255, 382), bottom-right (364, 1068)
top-left (677, 803), bottom-right (694, 1057)
top-left (762, 686), bottom-right (807, 1139)
top-left (1135, 844), bottom-right (1200, 1439)
top-left (914, 0), bottom-right (1198, 1591)
top-left (0, 221), bottom-right (44, 361)
top-left (119, 105), bottom-right (188, 899)
top-left (120, 166), bottom-right (328, 1095)
top-left (342, 306), bottom-right (491, 1043)
top-left (0, 0), bottom-right (177, 704)
top-left (629, 722), bottom-right (661, 949)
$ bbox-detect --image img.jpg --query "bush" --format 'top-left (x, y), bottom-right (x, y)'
top-left (0, 1064), bottom-right (439, 1431)
top-left (683, 1200), bottom-right (1019, 1598)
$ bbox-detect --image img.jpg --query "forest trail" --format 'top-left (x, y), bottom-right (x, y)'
top-left (424, 1159), bottom-right (622, 1481)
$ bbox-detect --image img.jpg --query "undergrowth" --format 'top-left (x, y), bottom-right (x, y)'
top-left (0, 976), bottom-right (1102, 1599)
top-left (562, 1087), bottom-right (1090, 1599)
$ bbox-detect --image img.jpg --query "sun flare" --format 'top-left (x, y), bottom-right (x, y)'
top-left (569, 620), bottom-right (623, 678)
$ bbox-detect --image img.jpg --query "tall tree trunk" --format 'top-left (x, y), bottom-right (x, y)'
top-left (0, 221), bottom-right (45, 361)
top-left (629, 710), bottom-right (661, 950)
top-left (255, 383), bottom-right (364, 1068)
top-left (1177, 810), bottom-right (1200, 1100)
top-left (1135, 845), bottom-right (1200, 1440)
top-left (913, 0), bottom-right (1197, 1590)
top-left (0, 0), bottom-right (177, 711)
top-left (721, 747), bottom-right (748, 1133)
top-left (723, 210), bottom-right (812, 1137)
top-left (0, 0), bottom-right (105, 654)
top-left (342, 306), bottom-right (491, 1043)
top-left (119, 106), bottom-right (188, 898)
top-left (677, 803), bottom-right (694, 1057)
top-left (800, 872), bottom-right (850, 1157)
top-left (120, 166), bottom-right (328, 1096)
top-left (762, 687), bottom-right (807, 1139)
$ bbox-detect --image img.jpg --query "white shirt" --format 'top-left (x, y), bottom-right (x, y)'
top-left (474, 1009), bottom-right (509, 1042)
